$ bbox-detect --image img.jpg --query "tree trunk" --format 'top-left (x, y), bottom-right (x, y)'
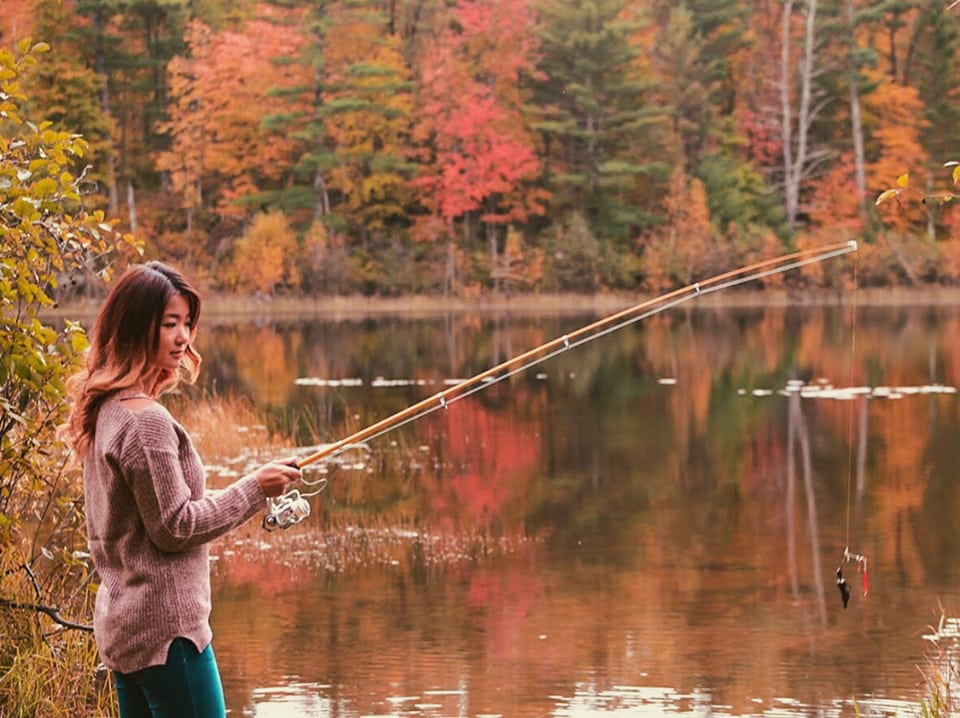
top-left (313, 167), bottom-right (330, 220)
top-left (94, 10), bottom-right (119, 216)
top-left (844, 0), bottom-right (867, 220)
top-left (445, 239), bottom-right (456, 295)
top-left (127, 181), bottom-right (137, 234)
top-left (486, 222), bottom-right (500, 292)
top-left (780, 0), bottom-right (797, 228)
top-left (780, 0), bottom-right (819, 231)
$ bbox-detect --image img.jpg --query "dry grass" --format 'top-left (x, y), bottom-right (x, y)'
top-left (920, 609), bottom-right (960, 717)
top-left (44, 285), bottom-right (960, 325)
top-left (0, 545), bottom-right (114, 717)
top-left (170, 390), bottom-right (296, 468)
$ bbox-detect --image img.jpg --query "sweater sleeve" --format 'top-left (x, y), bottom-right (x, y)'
top-left (117, 405), bottom-right (266, 552)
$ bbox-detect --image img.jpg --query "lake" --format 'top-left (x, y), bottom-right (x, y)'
top-left (188, 301), bottom-right (960, 717)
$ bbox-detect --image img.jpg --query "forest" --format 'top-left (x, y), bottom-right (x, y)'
top-left (2, 0), bottom-right (959, 296)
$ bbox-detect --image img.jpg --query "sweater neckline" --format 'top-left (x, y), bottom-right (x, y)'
top-left (116, 387), bottom-right (152, 402)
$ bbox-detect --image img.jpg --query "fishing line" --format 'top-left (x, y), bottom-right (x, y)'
top-left (845, 252), bottom-right (860, 548)
top-left (263, 240), bottom-right (859, 530)
top-left (837, 245), bottom-right (868, 609)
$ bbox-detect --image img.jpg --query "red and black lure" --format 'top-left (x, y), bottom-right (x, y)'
top-left (836, 546), bottom-right (868, 609)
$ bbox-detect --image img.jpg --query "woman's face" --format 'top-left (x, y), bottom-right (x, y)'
top-left (152, 293), bottom-right (192, 371)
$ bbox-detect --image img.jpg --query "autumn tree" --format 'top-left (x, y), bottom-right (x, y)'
top-left (412, 0), bottom-right (546, 291)
top-left (778, 0), bottom-right (832, 231)
top-left (834, 0), bottom-right (873, 222)
top-left (23, 0), bottom-right (116, 209)
top-left (157, 5), bottom-right (308, 241)
top-left (642, 166), bottom-right (716, 291)
top-left (229, 211), bottom-right (301, 293)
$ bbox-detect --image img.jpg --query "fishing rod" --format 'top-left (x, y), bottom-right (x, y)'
top-left (262, 239), bottom-right (859, 530)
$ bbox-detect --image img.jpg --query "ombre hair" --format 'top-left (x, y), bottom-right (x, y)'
top-left (60, 262), bottom-right (202, 461)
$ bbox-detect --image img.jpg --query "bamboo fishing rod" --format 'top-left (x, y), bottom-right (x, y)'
top-left (298, 239), bottom-right (857, 468)
top-left (262, 239), bottom-right (858, 529)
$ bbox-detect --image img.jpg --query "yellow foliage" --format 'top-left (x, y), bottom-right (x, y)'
top-left (500, 226), bottom-right (543, 289)
top-left (230, 211), bottom-right (300, 294)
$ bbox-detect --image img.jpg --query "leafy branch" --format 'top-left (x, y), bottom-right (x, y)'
top-left (875, 164), bottom-right (960, 208)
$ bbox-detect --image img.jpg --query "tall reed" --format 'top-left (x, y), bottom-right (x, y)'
top-left (920, 609), bottom-right (959, 717)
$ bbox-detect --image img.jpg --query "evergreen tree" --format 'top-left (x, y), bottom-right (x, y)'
top-left (534, 0), bottom-right (668, 244)
top-left (320, 0), bottom-right (415, 239)
top-left (73, 0), bottom-right (188, 191)
top-left (904, 2), bottom-right (960, 239)
top-left (258, 0), bottom-right (339, 228)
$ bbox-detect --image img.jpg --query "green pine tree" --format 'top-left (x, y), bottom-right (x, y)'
top-left (533, 0), bottom-right (668, 245)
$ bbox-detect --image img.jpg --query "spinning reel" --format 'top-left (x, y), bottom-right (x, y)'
top-left (262, 469), bottom-right (328, 531)
top-left (261, 445), bottom-right (368, 531)
top-left (262, 489), bottom-right (312, 531)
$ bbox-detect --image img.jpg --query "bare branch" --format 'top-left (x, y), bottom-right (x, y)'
top-left (0, 598), bottom-right (93, 633)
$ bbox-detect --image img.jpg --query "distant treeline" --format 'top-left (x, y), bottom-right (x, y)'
top-left (3, 0), bottom-right (959, 295)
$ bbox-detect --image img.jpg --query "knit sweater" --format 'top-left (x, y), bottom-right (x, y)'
top-left (84, 389), bottom-right (266, 673)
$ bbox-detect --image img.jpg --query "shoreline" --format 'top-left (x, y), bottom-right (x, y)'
top-left (43, 286), bottom-right (960, 321)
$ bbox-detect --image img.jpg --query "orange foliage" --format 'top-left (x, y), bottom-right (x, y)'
top-left (862, 68), bottom-right (929, 231)
top-left (643, 167), bottom-right (715, 291)
top-left (805, 153), bottom-right (866, 234)
top-left (157, 5), bottom-right (310, 224)
top-left (936, 238), bottom-right (960, 283)
top-left (0, 0), bottom-right (35, 46)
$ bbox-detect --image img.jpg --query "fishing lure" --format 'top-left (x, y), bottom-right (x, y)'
top-left (836, 546), bottom-right (868, 609)
top-left (261, 240), bottom-right (859, 531)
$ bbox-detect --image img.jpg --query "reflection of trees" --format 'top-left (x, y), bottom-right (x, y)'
top-left (200, 305), bottom-right (960, 717)
top-left (786, 390), bottom-right (827, 624)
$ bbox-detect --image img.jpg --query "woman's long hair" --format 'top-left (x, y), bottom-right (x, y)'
top-left (60, 262), bottom-right (202, 462)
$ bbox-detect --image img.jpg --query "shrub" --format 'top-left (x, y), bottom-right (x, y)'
top-left (0, 38), bottom-right (139, 714)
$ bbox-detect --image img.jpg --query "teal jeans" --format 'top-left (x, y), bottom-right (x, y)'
top-left (113, 638), bottom-right (226, 718)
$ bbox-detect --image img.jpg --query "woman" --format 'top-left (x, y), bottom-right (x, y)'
top-left (60, 261), bottom-right (301, 718)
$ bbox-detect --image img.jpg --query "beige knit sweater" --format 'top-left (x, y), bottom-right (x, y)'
top-left (84, 390), bottom-right (265, 673)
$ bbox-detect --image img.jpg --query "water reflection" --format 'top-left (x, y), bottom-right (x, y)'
top-left (193, 305), bottom-right (960, 717)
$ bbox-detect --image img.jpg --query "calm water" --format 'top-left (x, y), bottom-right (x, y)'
top-left (189, 303), bottom-right (960, 717)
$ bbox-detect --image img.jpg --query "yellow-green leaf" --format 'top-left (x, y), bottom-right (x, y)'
top-left (875, 189), bottom-right (900, 206)
top-left (896, 173), bottom-right (909, 188)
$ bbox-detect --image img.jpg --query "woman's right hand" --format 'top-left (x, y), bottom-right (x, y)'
top-left (253, 459), bottom-right (302, 497)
